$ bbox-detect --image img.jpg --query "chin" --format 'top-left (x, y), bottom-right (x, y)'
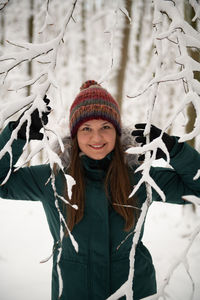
top-left (91, 155), bottom-right (106, 160)
top-left (88, 152), bottom-right (107, 160)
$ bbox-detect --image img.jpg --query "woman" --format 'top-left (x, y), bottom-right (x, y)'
top-left (0, 80), bottom-right (200, 300)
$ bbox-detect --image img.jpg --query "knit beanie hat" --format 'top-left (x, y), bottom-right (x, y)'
top-left (69, 80), bottom-right (121, 138)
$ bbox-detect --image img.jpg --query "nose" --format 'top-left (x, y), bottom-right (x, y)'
top-left (90, 130), bottom-right (103, 143)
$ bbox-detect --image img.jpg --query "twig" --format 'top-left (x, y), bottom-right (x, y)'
top-left (127, 76), bottom-right (184, 99)
top-left (6, 39), bottom-right (30, 50)
top-left (0, 0), bottom-right (9, 11)
top-left (151, 223), bottom-right (200, 300)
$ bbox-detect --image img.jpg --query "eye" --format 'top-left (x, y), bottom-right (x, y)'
top-left (102, 125), bottom-right (111, 130)
top-left (82, 126), bottom-right (91, 132)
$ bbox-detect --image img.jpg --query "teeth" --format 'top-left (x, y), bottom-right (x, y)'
top-left (91, 145), bottom-right (103, 148)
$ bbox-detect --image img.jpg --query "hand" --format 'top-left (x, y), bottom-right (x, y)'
top-left (13, 95), bottom-right (51, 140)
top-left (131, 123), bottom-right (175, 160)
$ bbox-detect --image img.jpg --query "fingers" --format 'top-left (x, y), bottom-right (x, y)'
top-left (43, 95), bottom-right (50, 105)
top-left (135, 123), bottom-right (146, 129)
top-left (138, 154), bottom-right (145, 162)
top-left (135, 136), bottom-right (146, 144)
top-left (31, 109), bottom-right (43, 130)
top-left (43, 95), bottom-right (51, 113)
top-left (30, 132), bottom-right (44, 140)
top-left (131, 130), bottom-right (144, 137)
top-left (132, 124), bottom-right (146, 145)
top-left (131, 123), bottom-right (146, 145)
top-left (131, 124), bottom-right (146, 138)
top-left (42, 112), bottom-right (49, 125)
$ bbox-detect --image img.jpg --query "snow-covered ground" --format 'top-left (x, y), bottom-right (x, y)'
top-left (0, 200), bottom-right (199, 300)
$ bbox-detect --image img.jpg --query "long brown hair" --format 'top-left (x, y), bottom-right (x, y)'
top-left (64, 134), bottom-right (138, 232)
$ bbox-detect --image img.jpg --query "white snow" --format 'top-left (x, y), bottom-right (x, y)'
top-left (0, 201), bottom-right (200, 300)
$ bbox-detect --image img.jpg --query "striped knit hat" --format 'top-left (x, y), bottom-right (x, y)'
top-left (69, 80), bottom-right (121, 138)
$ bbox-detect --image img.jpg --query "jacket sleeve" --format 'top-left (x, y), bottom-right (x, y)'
top-left (150, 138), bottom-right (200, 204)
top-left (0, 123), bottom-right (52, 202)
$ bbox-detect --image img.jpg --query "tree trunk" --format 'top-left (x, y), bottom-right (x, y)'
top-left (0, 12), bottom-right (5, 45)
top-left (27, 0), bottom-right (34, 165)
top-left (184, 2), bottom-right (199, 148)
top-left (81, 0), bottom-right (86, 82)
top-left (115, 0), bottom-right (132, 109)
top-left (183, 2), bottom-right (199, 214)
top-left (27, 0), bottom-right (34, 96)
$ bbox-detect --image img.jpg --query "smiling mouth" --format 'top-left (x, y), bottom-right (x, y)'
top-left (89, 144), bottom-right (105, 150)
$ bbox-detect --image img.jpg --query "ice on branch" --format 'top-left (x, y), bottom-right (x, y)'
top-left (64, 174), bottom-right (76, 201)
top-left (0, 4), bottom-right (79, 287)
top-left (146, 222), bottom-right (200, 300)
top-left (0, 0), bottom-right (9, 11)
top-left (107, 201), bottom-right (151, 300)
top-left (189, 0), bottom-right (200, 22)
top-left (119, 6), bottom-right (132, 23)
top-left (183, 195), bottom-right (200, 206)
top-left (126, 136), bottom-right (170, 163)
top-left (124, 1), bottom-right (200, 299)
top-left (178, 92), bottom-right (200, 143)
top-left (194, 169), bottom-right (200, 180)
top-left (0, 0), bottom-right (78, 123)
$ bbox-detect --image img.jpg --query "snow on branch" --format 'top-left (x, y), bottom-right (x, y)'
top-left (38, 0), bottom-right (54, 34)
top-left (189, 0), bottom-right (200, 22)
top-left (183, 195), bottom-right (200, 206)
top-left (98, 5), bottom-right (118, 84)
top-left (0, 0), bottom-right (77, 148)
top-left (108, 7), bottom-right (169, 297)
top-left (107, 200), bottom-right (151, 300)
top-left (144, 222), bottom-right (200, 300)
top-left (128, 0), bottom-right (200, 141)
top-left (0, 1), bottom-right (78, 131)
top-left (119, 1), bottom-right (200, 299)
top-left (99, 1), bottom-right (131, 84)
top-left (194, 169), bottom-right (200, 180)
top-left (0, 0), bottom-right (9, 11)
top-left (0, 0), bottom-right (78, 253)
top-left (0, 0), bottom-right (78, 85)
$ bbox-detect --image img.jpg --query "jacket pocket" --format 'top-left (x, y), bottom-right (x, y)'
top-left (110, 258), bottom-right (129, 299)
top-left (59, 259), bottom-right (88, 300)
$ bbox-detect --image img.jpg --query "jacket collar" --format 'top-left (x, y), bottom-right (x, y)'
top-left (80, 152), bottom-right (113, 181)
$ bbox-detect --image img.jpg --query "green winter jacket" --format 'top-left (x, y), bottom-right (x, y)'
top-left (0, 124), bottom-right (200, 300)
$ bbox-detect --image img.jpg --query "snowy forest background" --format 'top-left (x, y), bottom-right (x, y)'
top-left (0, 0), bottom-right (200, 299)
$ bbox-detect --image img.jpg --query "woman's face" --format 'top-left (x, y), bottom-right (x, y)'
top-left (77, 119), bottom-right (116, 160)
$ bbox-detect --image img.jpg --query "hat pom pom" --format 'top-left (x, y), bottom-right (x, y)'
top-left (80, 80), bottom-right (100, 91)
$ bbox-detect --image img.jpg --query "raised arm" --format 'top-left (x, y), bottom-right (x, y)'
top-left (151, 139), bottom-right (200, 203)
top-left (132, 124), bottom-right (200, 204)
top-left (0, 97), bottom-right (53, 201)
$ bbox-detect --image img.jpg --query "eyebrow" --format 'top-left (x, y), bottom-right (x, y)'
top-left (82, 121), bottom-right (110, 126)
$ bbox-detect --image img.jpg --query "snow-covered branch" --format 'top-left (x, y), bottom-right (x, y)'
top-left (107, 200), bottom-right (151, 300)
top-left (0, 0), bottom-right (77, 116)
top-left (0, 0), bottom-right (78, 128)
top-left (0, 0), bottom-right (78, 214)
top-left (0, 0), bottom-right (9, 11)
top-left (98, 4), bottom-right (119, 84)
top-left (189, 0), bottom-right (200, 22)
top-left (144, 222), bottom-right (200, 300)
top-left (122, 1), bottom-right (200, 298)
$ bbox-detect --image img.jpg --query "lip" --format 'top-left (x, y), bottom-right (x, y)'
top-left (89, 144), bottom-right (105, 150)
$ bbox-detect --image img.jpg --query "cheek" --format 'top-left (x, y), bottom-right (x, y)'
top-left (77, 133), bottom-right (88, 151)
top-left (111, 139), bottom-right (116, 150)
top-left (77, 134), bottom-right (83, 149)
top-left (108, 134), bottom-right (116, 150)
